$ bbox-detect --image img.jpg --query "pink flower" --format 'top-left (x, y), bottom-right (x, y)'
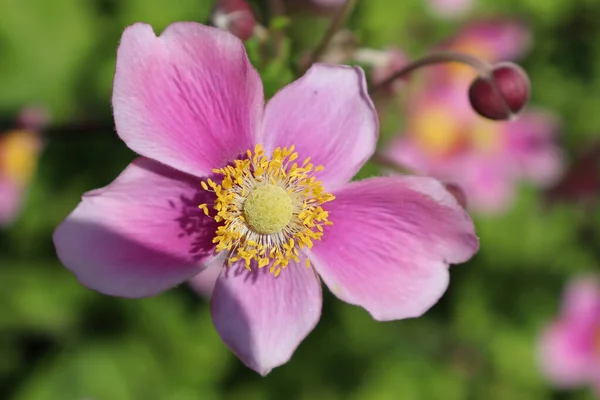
top-left (539, 276), bottom-right (600, 394)
top-left (0, 110), bottom-right (45, 227)
top-left (384, 22), bottom-right (561, 214)
top-left (432, 20), bottom-right (532, 87)
top-left (53, 22), bottom-right (479, 375)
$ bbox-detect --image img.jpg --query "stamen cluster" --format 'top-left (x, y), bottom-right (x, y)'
top-left (199, 144), bottom-right (334, 276)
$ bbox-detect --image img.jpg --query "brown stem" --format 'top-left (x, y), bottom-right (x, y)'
top-left (369, 51), bottom-right (493, 95)
top-left (300, 0), bottom-right (358, 75)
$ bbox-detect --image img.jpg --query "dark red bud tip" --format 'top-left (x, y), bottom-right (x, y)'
top-left (468, 62), bottom-right (530, 121)
top-left (212, 0), bottom-right (256, 41)
top-left (444, 183), bottom-right (468, 209)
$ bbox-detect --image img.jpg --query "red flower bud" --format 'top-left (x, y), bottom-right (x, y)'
top-left (211, 0), bottom-right (256, 41)
top-left (468, 62), bottom-right (530, 121)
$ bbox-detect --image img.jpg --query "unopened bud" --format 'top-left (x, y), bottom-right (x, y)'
top-left (444, 183), bottom-right (468, 209)
top-left (211, 0), bottom-right (256, 41)
top-left (468, 62), bottom-right (530, 121)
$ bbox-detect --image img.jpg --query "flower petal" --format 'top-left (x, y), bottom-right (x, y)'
top-left (0, 178), bottom-right (22, 226)
top-left (453, 20), bottom-right (532, 62)
top-left (188, 253), bottom-right (226, 298)
top-left (262, 64), bottom-right (378, 189)
top-left (310, 176), bottom-right (478, 321)
top-left (538, 320), bottom-right (595, 387)
top-left (211, 259), bottom-right (322, 375)
top-left (458, 155), bottom-right (516, 214)
top-left (113, 22), bottom-right (263, 177)
top-left (53, 158), bottom-right (218, 297)
top-left (507, 110), bottom-right (564, 186)
top-left (562, 276), bottom-right (600, 322)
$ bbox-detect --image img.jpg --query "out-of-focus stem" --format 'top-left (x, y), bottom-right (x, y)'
top-left (369, 51), bottom-right (492, 95)
top-left (300, 0), bottom-right (358, 75)
top-left (268, 0), bottom-right (286, 57)
top-left (369, 152), bottom-right (411, 174)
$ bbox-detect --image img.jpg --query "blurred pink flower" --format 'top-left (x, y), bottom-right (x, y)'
top-left (425, 0), bottom-right (474, 19)
top-left (539, 276), bottom-right (600, 394)
top-left (53, 22), bottom-right (479, 375)
top-left (0, 109), bottom-right (45, 226)
top-left (384, 21), bottom-right (561, 214)
top-left (433, 19), bottom-right (532, 87)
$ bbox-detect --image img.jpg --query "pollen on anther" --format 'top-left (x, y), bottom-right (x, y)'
top-left (198, 203), bottom-right (210, 216)
top-left (198, 144), bottom-right (334, 277)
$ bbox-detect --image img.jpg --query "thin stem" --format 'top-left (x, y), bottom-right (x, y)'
top-left (268, 0), bottom-right (286, 57)
top-left (300, 0), bottom-right (358, 75)
top-left (369, 152), bottom-right (411, 174)
top-left (369, 51), bottom-right (493, 95)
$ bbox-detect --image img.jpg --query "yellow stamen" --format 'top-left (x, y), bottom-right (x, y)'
top-left (199, 144), bottom-right (334, 275)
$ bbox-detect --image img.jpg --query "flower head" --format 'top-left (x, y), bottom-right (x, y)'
top-left (54, 22), bottom-right (478, 375)
top-left (539, 276), bottom-right (600, 395)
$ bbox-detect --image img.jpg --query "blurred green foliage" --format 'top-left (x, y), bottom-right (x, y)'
top-left (1, 0), bottom-right (600, 399)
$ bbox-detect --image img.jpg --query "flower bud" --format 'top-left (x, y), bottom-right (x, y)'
top-left (211, 0), bottom-right (256, 41)
top-left (468, 62), bottom-right (530, 121)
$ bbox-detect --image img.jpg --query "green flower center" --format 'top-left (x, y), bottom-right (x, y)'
top-left (243, 184), bottom-right (293, 234)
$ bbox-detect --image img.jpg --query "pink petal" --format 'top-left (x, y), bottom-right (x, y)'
top-left (506, 110), bottom-right (564, 186)
top-left (460, 20), bottom-right (531, 61)
top-left (113, 22), bottom-right (263, 178)
top-left (458, 156), bottom-right (516, 214)
top-left (211, 259), bottom-right (322, 375)
top-left (53, 158), bottom-right (218, 297)
top-left (310, 176), bottom-right (478, 321)
top-left (538, 320), bottom-right (596, 387)
top-left (0, 178), bottom-right (23, 226)
top-left (188, 254), bottom-right (226, 298)
top-left (262, 64), bottom-right (378, 190)
top-left (562, 276), bottom-right (600, 322)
